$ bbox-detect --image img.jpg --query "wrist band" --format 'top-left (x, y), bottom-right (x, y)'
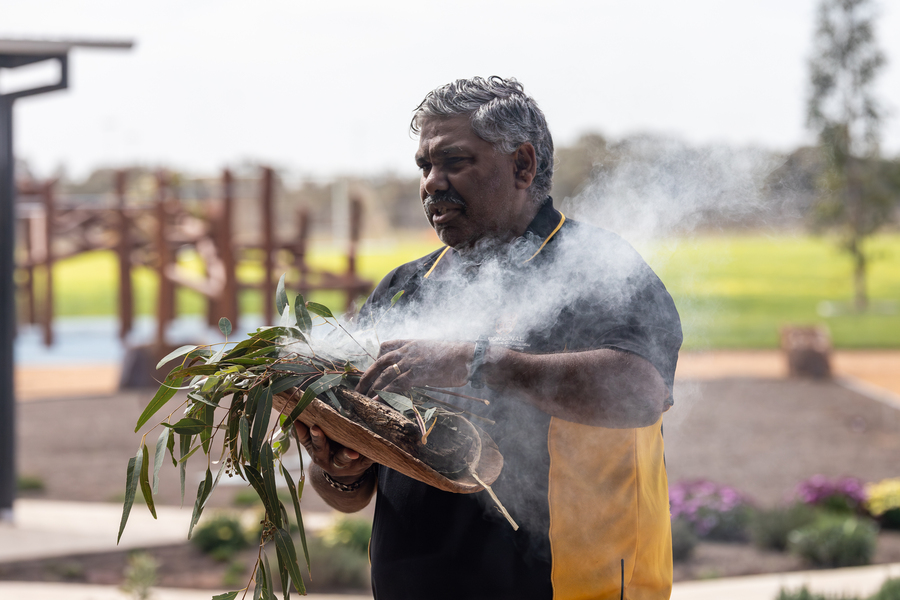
top-left (322, 466), bottom-right (373, 492)
top-left (469, 336), bottom-right (489, 389)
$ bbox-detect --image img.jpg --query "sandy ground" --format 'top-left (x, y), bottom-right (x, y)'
top-left (15, 349), bottom-right (899, 401)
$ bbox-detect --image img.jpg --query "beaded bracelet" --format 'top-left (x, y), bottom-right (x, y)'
top-left (322, 466), bottom-right (373, 492)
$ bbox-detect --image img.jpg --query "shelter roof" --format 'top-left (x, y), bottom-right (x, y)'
top-left (0, 38), bottom-right (133, 68)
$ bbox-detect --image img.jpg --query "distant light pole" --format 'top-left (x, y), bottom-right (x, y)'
top-left (0, 38), bottom-right (132, 521)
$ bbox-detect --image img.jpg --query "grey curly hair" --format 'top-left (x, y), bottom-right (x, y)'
top-left (411, 76), bottom-right (554, 203)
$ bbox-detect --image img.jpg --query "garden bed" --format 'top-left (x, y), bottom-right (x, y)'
top-left (9, 376), bottom-right (900, 591)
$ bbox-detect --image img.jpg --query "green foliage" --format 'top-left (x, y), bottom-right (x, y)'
top-left (16, 474), bottom-right (45, 493)
top-left (120, 552), bottom-right (159, 600)
top-left (670, 517), bottom-right (697, 562)
top-left (650, 233), bottom-right (900, 348)
top-left (192, 514), bottom-right (250, 561)
top-left (776, 586), bottom-right (859, 600)
top-left (788, 513), bottom-right (879, 568)
top-left (750, 503), bottom-right (818, 551)
top-left (320, 516), bottom-right (373, 556)
top-left (870, 578), bottom-right (900, 600)
top-left (303, 533), bottom-right (371, 591)
top-left (806, 0), bottom-right (895, 309)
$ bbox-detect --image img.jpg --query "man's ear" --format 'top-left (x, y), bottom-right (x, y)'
top-left (513, 143), bottom-right (537, 190)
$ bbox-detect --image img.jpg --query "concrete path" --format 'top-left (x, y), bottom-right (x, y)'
top-left (0, 499), bottom-right (334, 563)
top-left (0, 581), bottom-right (372, 600)
top-left (2, 500), bottom-right (900, 600)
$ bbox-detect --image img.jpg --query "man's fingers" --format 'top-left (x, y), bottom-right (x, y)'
top-left (331, 447), bottom-right (361, 470)
top-left (356, 351), bottom-right (403, 396)
top-left (377, 339), bottom-right (407, 355)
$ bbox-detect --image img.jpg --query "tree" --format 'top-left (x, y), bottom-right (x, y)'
top-left (806, 0), bottom-right (893, 311)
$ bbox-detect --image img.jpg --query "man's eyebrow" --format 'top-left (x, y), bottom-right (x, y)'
top-left (439, 145), bottom-right (466, 155)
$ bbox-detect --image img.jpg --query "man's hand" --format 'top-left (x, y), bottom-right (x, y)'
top-left (293, 421), bottom-right (373, 481)
top-left (355, 339), bottom-right (473, 396)
top-left (293, 421), bottom-right (376, 513)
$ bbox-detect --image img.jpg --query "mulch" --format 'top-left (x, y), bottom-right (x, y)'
top-left (7, 376), bottom-right (900, 588)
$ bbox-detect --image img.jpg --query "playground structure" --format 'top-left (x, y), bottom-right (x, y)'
top-left (14, 166), bottom-right (372, 382)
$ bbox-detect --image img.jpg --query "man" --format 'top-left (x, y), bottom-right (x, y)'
top-left (295, 77), bottom-right (682, 599)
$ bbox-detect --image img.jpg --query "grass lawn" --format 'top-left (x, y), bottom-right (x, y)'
top-left (19, 232), bottom-right (900, 349)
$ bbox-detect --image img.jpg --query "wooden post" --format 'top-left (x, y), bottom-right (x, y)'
top-left (21, 211), bottom-right (35, 325)
top-left (155, 171), bottom-right (173, 348)
top-left (221, 169), bottom-right (238, 329)
top-left (40, 180), bottom-right (54, 346)
top-left (295, 207), bottom-right (310, 294)
top-left (261, 167), bottom-right (275, 325)
top-left (346, 195), bottom-right (363, 311)
top-left (115, 170), bottom-right (133, 340)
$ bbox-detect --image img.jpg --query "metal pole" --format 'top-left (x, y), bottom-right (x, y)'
top-left (0, 95), bottom-right (16, 521)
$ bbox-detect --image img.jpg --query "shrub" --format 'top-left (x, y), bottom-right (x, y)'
top-left (669, 479), bottom-right (753, 541)
top-left (866, 478), bottom-right (900, 530)
top-left (303, 534), bottom-right (371, 591)
top-left (191, 514), bottom-right (251, 561)
top-left (871, 578), bottom-right (900, 600)
top-left (796, 475), bottom-right (867, 514)
top-left (749, 503), bottom-right (818, 551)
top-left (670, 517), bottom-right (697, 562)
top-left (120, 552), bottom-right (159, 600)
top-left (775, 586), bottom-right (859, 600)
top-left (788, 513), bottom-right (878, 568)
top-left (320, 515), bottom-right (372, 556)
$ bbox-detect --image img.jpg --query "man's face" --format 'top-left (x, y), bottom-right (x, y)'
top-left (415, 115), bottom-right (535, 251)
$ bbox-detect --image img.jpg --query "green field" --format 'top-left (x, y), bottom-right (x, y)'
top-left (19, 233), bottom-right (900, 349)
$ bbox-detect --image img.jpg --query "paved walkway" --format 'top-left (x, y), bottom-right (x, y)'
top-left (2, 500), bottom-right (900, 600)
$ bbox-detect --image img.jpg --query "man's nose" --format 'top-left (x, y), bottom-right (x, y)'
top-left (422, 166), bottom-right (448, 196)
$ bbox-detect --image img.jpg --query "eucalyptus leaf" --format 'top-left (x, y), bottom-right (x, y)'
top-left (376, 390), bottom-right (415, 413)
top-left (168, 418), bottom-right (207, 436)
top-left (153, 427), bottom-right (169, 495)
top-left (275, 543), bottom-right (291, 600)
top-left (271, 363), bottom-right (319, 376)
top-left (423, 407), bottom-right (436, 424)
top-left (202, 454), bottom-right (229, 511)
top-left (259, 444), bottom-right (282, 529)
top-left (218, 317), bottom-right (233, 338)
top-left (212, 592), bottom-right (240, 600)
top-left (325, 389), bottom-right (342, 411)
top-left (262, 552), bottom-right (275, 600)
top-left (139, 444), bottom-right (157, 519)
top-left (281, 388), bottom-right (317, 431)
top-left (309, 373), bottom-right (343, 395)
top-left (276, 273), bottom-right (289, 317)
top-left (117, 449), bottom-right (141, 544)
top-left (188, 468), bottom-right (213, 539)
top-left (294, 293), bottom-right (312, 332)
top-left (134, 375), bottom-right (184, 432)
top-left (274, 527), bottom-right (307, 594)
top-left (156, 344), bottom-right (200, 370)
top-left (240, 416), bottom-right (251, 463)
top-left (270, 375), bottom-right (306, 397)
top-left (281, 464), bottom-right (310, 575)
top-left (305, 301), bottom-right (334, 319)
top-left (244, 466), bottom-right (277, 525)
top-left (390, 289), bottom-right (405, 307)
top-left (250, 385), bottom-right (273, 468)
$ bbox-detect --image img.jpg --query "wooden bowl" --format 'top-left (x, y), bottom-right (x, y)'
top-left (274, 391), bottom-right (502, 494)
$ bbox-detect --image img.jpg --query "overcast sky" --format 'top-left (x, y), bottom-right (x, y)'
top-left (3, 0), bottom-right (900, 181)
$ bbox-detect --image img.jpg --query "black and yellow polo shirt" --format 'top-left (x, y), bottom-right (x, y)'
top-left (356, 198), bottom-right (682, 600)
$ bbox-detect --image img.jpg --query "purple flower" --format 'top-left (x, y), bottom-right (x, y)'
top-left (670, 480), bottom-right (752, 538)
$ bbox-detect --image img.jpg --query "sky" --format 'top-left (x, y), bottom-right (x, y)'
top-left (3, 0), bottom-right (900, 181)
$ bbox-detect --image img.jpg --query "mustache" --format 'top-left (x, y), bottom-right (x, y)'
top-left (424, 188), bottom-right (467, 214)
